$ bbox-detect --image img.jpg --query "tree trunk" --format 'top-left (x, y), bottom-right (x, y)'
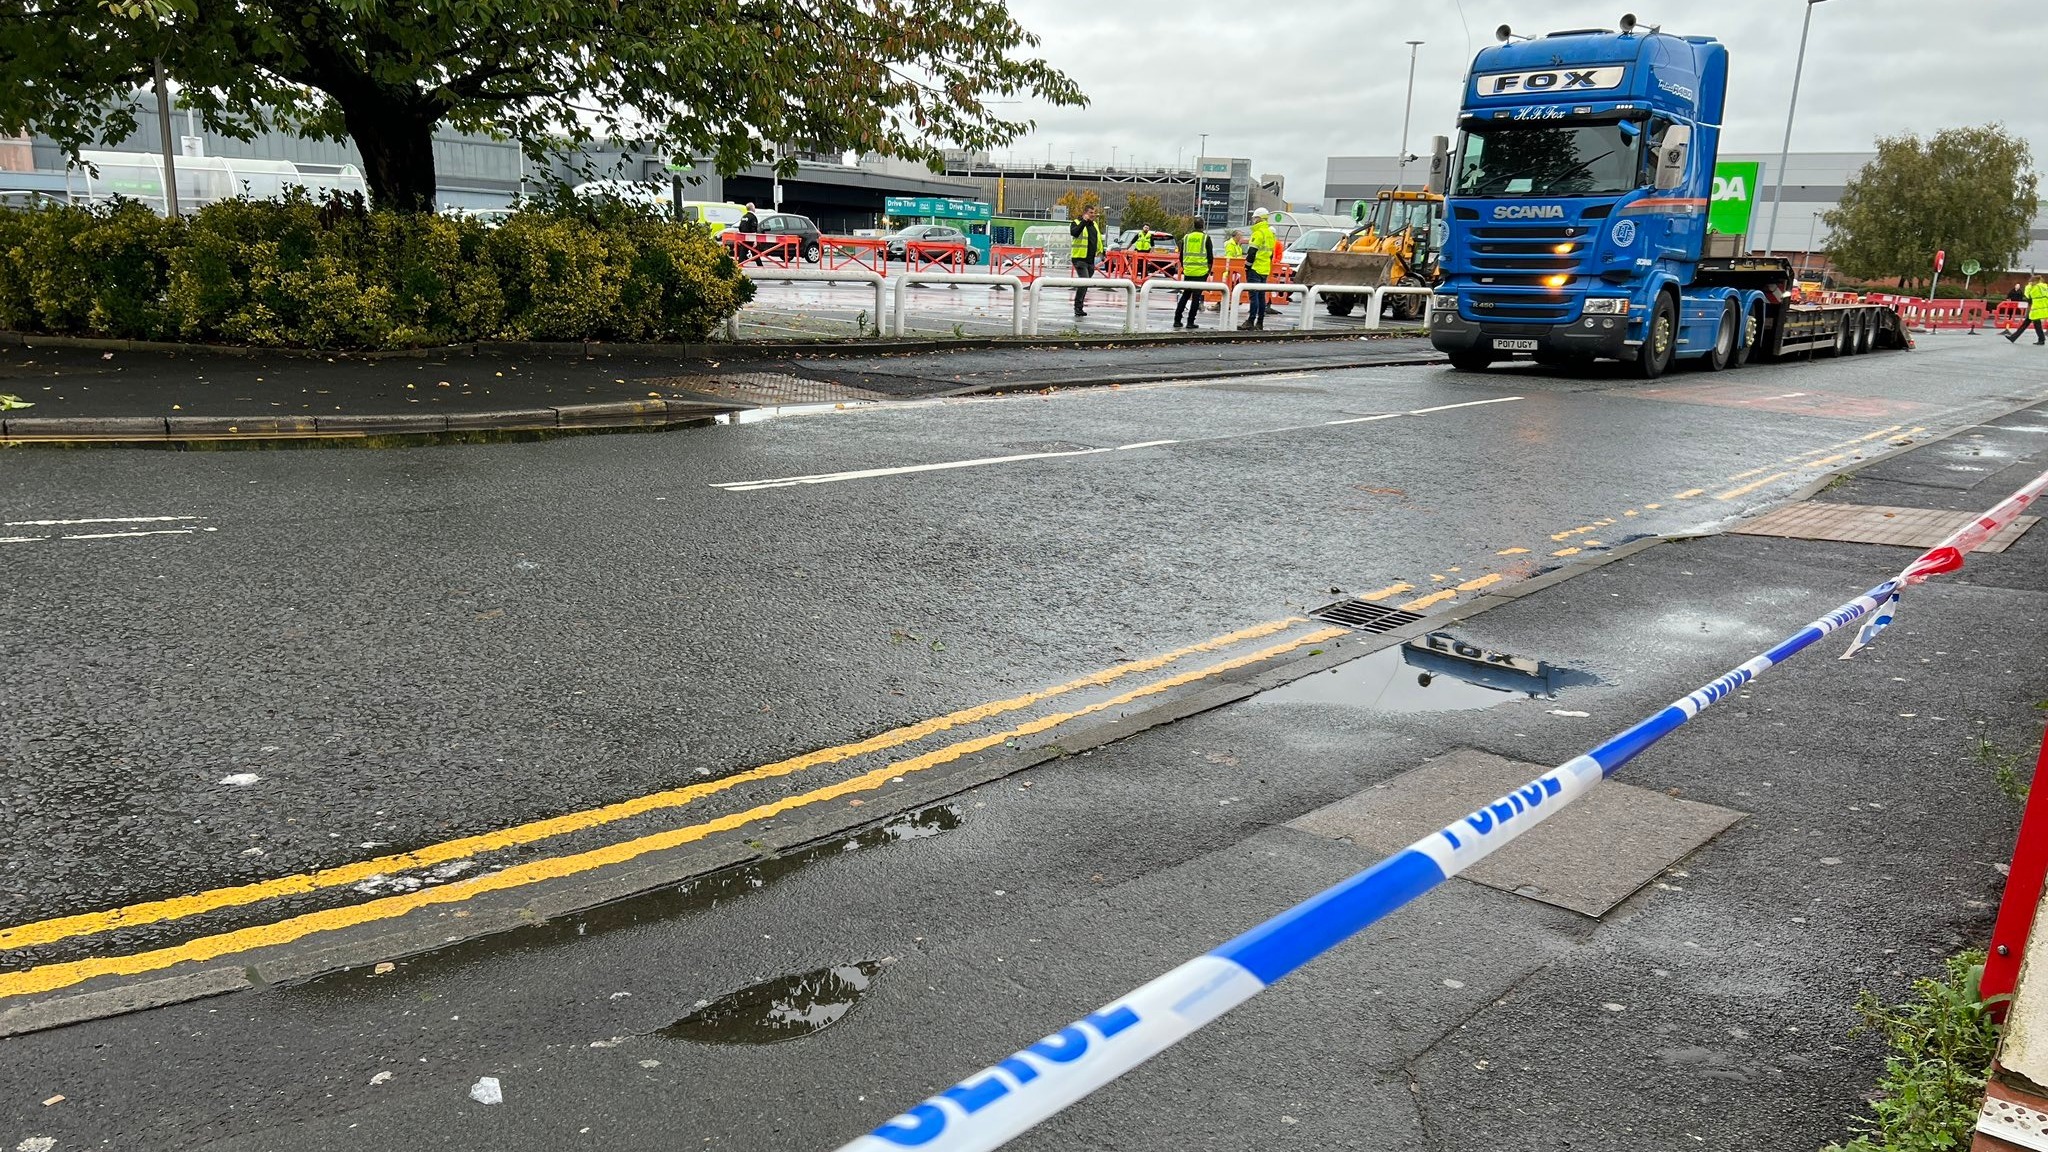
top-left (343, 98), bottom-right (440, 214)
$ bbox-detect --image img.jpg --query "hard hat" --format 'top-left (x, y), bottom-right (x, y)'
top-left (1252, 207), bottom-right (1270, 217)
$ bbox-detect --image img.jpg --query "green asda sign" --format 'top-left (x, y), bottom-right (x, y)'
top-left (1709, 161), bottom-right (1759, 236)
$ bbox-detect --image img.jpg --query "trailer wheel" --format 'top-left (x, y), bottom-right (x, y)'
top-left (1832, 315), bottom-right (1854, 357)
top-left (1704, 302), bottom-right (1738, 371)
top-left (1636, 292), bottom-right (1677, 379)
top-left (1855, 310), bottom-right (1875, 354)
top-left (1447, 349), bottom-right (1494, 372)
top-left (1732, 302), bottom-right (1761, 367)
top-left (1325, 296), bottom-right (1356, 318)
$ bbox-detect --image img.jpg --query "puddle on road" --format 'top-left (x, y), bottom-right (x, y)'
top-left (1254, 637), bottom-right (1600, 713)
top-left (660, 959), bottom-right (891, 1046)
top-left (286, 802), bottom-right (961, 997)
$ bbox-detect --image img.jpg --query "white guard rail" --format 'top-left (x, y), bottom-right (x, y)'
top-left (735, 268), bottom-right (888, 338)
top-left (1298, 284), bottom-right (1438, 332)
top-left (1028, 277), bottom-right (1137, 336)
top-left (1223, 282), bottom-right (1307, 330)
top-left (1136, 280), bottom-right (1231, 332)
top-left (893, 273), bottom-right (1026, 338)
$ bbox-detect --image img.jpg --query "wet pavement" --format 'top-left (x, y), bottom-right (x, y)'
top-left (0, 335), bottom-right (1433, 422)
top-left (2, 333), bottom-right (2046, 1149)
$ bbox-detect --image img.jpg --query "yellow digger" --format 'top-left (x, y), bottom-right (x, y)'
top-left (1297, 188), bottom-right (1445, 321)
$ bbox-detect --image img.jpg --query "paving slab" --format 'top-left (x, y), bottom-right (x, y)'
top-left (1288, 748), bottom-right (1746, 917)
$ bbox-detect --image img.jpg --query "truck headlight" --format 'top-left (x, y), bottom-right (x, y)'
top-left (1431, 294), bottom-right (1459, 312)
top-left (1581, 297), bottom-right (1629, 315)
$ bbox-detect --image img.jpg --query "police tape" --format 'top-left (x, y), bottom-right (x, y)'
top-left (832, 467), bottom-right (2048, 1152)
top-left (1842, 466), bottom-right (2048, 658)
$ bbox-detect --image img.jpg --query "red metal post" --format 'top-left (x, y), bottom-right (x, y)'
top-left (1982, 725), bottom-right (2048, 1015)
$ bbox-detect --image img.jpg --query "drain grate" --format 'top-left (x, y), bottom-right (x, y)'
top-left (643, 372), bottom-right (888, 406)
top-left (1312, 600), bottom-right (1427, 632)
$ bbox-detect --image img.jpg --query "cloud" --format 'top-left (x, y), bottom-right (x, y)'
top-left (997, 0), bottom-right (2045, 205)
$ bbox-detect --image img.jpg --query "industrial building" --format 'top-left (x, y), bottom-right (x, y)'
top-left (941, 153), bottom-right (1286, 230)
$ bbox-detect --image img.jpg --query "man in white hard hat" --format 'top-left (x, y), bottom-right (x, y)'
top-left (1240, 207), bottom-right (1279, 331)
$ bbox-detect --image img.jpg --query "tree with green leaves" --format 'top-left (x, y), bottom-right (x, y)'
top-left (1823, 125), bottom-right (2038, 287)
top-left (1116, 192), bottom-right (1194, 238)
top-left (1054, 187), bottom-right (1099, 222)
top-left (0, 0), bottom-right (1084, 213)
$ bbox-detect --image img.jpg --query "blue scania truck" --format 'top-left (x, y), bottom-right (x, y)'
top-left (1427, 14), bottom-right (1903, 377)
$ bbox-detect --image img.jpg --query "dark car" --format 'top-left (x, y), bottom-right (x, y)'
top-left (751, 212), bottom-right (825, 262)
top-left (883, 223), bottom-right (979, 263)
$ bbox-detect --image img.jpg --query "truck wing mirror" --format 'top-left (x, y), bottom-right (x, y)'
top-left (1654, 125), bottom-right (1692, 191)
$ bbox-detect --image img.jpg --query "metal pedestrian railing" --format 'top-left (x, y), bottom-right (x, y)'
top-left (892, 273), bottom-right (1026, 338)
top-left (1027, 277), bottom-right (1137, 336)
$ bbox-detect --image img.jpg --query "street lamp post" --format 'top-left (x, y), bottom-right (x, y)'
top-left (1397, 40), bottom-right (1424, 185)
top-left (1765, 0), bottom-right (1828, 257)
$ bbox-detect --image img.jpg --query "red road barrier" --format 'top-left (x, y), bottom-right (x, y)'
top-left (1995, 301), bottom-right (2028, 331)
top-left (1100, 250), bottom-right (1181, 286)
top-left (721, 232), bottom-right (801, 268)
top-left (1982, 727), bottom-right (2048, 1018)
top-left (989, 245), bottom-right (1047, 284)
top-left (821, 236), bottom-right (888, 276)
top-left (904, 240), bottom-right (968, 274)
top-left (1898, 298), bottom-right (1987, 332)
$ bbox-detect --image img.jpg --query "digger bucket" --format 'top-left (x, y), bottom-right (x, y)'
top-left (1295, 250), bottom-right (1396, 289)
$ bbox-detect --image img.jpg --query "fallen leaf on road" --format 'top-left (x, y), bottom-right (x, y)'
top-left (373, 962), bottom-right (395, 975)
top-left (370, 1072), bottom-right (392, 1086)
top-left (41, 1095), bottom-right (63, 1106)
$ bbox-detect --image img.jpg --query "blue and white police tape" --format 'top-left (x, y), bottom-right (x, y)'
top-left (834, 468), bottom-right (2048, 1152)
top-left (1839, 466), bottom-right (2046, 660)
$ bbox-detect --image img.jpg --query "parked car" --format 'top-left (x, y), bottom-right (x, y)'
top-left (1110, 228), bottom-right (1178, 254)
top-left (1280, 227), bottom-right (1349, 272)
top-left (745, 212), bottom-right (825, 262)
top-left (883, 223), bottom-right (978, 263)
top-left (679, 201), bottom-right (747, 234)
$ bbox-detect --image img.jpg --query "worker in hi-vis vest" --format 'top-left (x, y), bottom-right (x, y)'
top-left (1174, 228), bottom-right (1211, 330)
top-left (1069, 206), bottom-right (1105, 317)
top-left (1239, 207), bottom-right (1278, 330)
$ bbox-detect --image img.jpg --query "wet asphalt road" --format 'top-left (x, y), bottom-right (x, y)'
top-left (3, 335), bottom-right (2047, 1149)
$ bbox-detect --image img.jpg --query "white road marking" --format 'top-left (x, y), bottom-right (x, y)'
top-left (4, 515), bottom-right (204, 526)
top-left (712, 395), bottom-right (1523, 492)
top-left (0, 535), bottom-right (45, 544)
top-left (62, 529), bottom-right (202, 540)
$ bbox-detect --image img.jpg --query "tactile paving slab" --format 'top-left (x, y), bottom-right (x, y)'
top-left (1729, 501), bottom-right (2038, 552)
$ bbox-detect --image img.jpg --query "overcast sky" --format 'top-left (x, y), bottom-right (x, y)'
top-left (996, 0), bottom-right (2043, 204)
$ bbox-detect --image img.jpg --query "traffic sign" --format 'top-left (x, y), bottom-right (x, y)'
top-left (1935, 249), bottom-right (1946, 272)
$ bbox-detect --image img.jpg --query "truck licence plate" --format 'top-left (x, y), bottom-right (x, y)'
top-left (1492, 338), bottom-right (1539, 351)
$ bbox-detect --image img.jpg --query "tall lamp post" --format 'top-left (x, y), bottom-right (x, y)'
top-left (1397, 40), bottom-right (1424, 186)
top-left (1765, 0), bottom-right (1828, 257)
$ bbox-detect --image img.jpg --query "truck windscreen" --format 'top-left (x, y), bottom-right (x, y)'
top-left (1454, 122), bottom-right (1643, 197)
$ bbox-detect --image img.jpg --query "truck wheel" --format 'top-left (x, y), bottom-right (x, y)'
top-left (1732, 302), bottom-right (1761, 367)
top-left (1636, 293), bottom-right (1677, 379)
top-left (1855, 310), bottom-right (1874, 354)
top-left (1831, 315), bottom-right (1854, 357)
top-left (1704, 302), bottom-right (1738, 371)
top-left (1325, 296), bottom-right (1356, 318)
top-left (1447, 349), bottom-right (1493, 372)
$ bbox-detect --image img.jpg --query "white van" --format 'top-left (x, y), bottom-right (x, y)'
top-left (572, 179), bottom-right (672, 214)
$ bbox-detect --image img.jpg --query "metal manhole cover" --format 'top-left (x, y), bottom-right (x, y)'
top-left (1730, 502), bottom-right (2039, 552)
top-left (643, 372), bottom-right (888, 406)
top-left (1312, 600), bottom-right (1427, 632)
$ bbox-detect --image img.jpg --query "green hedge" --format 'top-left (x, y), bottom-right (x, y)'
top-left (0, 192), bottom-right (752, 349)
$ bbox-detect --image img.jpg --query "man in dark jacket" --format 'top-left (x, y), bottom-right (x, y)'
top-left (1070, 207), bottom-right (1105, 317)
top-left (735, 203), bottom-right (762, 265)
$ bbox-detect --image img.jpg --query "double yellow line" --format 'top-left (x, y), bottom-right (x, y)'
top-left (0, 619), bottom-right (1344, 1000)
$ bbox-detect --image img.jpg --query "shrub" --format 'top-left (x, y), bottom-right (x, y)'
top-left (0, 193), bottom-right (748, 349)
top-left (1824, 951), bottom-right (2000, 1152)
